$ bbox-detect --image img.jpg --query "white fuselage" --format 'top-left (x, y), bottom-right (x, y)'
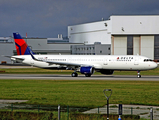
top-left (12, 55), bottom-right (158, 71)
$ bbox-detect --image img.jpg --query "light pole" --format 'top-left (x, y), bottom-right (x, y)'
top-left (103, 89), bottom-right (112, 120)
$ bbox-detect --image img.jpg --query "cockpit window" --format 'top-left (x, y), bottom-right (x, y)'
top-left (144, 59), bottom-right (153, 62)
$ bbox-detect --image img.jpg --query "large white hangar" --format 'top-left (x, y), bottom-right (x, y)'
top-left (68, 20), bottom-right (112, 44)
top-left (68, 15), bottom-right (159, 60)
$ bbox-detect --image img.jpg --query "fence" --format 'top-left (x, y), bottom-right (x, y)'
top-left (0, 103), bottom-right (158, 120)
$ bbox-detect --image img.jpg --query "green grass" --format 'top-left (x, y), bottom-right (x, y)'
top-left (0, 80), bottom-right (159, 107)
top-left (0, 68), bottom-right (72, 74)
top-left (0, 110), bottom-right (140, 120)
top-left (0, 110), bottom-right (54, 120)
top-left (0, 67), bottom-right (159, 75)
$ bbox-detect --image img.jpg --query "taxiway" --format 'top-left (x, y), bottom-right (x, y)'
top-left (0, 74), bottom-right (159, 81)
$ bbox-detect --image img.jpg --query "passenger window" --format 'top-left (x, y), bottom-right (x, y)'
top-left (144, 59), bottom-right (153, 62)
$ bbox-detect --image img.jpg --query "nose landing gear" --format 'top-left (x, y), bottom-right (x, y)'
top-left (137, 71), bottom-right (141, 78)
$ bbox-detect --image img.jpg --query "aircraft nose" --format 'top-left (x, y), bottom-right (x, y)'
top-left (149, 62), bottom-right (158, 69)
top-left (152, 62), bottom-right (158, 69)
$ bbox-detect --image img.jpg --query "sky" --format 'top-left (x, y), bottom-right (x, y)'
top-left (0, 0), bottom-right (159, 38)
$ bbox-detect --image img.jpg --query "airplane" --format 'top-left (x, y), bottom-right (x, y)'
top-left (10, 32), bottom-right (158, 78)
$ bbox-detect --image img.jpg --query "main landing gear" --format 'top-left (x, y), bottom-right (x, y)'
top-left (85, 74), bottom-right (91, 77)
top-left (71, 72), bottom-right (92, 77)
top-left (137, 71), bottom-right (141, 78)
top-left (71, 72), bottom-right (78, 77)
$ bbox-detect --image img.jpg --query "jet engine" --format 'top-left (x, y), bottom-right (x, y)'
top-left (80, 66), bottom-right (95, 75)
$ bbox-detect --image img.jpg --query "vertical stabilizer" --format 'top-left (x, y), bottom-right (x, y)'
top-left (13, 33), bottom-right (34, 55)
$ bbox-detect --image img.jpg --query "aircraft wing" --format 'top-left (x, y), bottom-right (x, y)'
top-left (44, 60), bottom-right (98, 69)
top-left (30, 52), bottom-right (93, 67)
top-left (45, 60), bottom-right (82, 66)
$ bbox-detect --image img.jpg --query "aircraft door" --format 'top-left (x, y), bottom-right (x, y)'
top-left (68, 57), bottom-right (72, 63)
top-left (103, 58), bottom-right (108, 65)
top-left (134, 57), bottom-right (139, 65)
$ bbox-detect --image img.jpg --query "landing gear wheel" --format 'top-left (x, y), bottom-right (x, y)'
top-left (137, 75), bottom-right (141, 78)
top-left (137, 71), bottom-right (141, 78)
top-left (71, 72), bottom-right (78, 77)
top-left (85, 74), bottom-right (91, 77)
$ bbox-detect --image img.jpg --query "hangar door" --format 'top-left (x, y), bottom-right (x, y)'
top-left (112, 36), bottom-right (127, 55)
top-left (154, 35), bottom-right (159, 59)
top-left (141, 36), bottom-right (154, 59)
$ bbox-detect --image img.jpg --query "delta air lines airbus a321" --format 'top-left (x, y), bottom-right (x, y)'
top-left (11, 33), bottom-right (158, 78)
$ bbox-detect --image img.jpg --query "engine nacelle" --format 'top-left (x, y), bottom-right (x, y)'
top-left (99, 69), bottom-right (114, 75)
top-left (80, 66), bottom-right (95, 75)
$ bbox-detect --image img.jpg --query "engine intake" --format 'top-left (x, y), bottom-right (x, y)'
top-left (80, 66), bottom-right (94, 75)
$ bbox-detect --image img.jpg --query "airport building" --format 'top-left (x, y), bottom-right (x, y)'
top-left (68, 15), bottom-right (159, 60)
top-left (71, 42), bottom-right (111, 55)
top-left (0, 36), bottom-right (83, 64)
top-left (0, 38), bottom-right (14, 64)
top-left (15, 37), bottom-right (80, 55)
top-left (0, 15), bottom-right (159, 63)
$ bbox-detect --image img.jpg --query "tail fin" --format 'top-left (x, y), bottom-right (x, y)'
top-left (13, 33), bottom-right (34, 55)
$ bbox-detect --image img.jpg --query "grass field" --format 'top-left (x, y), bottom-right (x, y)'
top-left (0, 67), bottom-right (159, 75)
top-left (0, 80), bottom-right (159, 107)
